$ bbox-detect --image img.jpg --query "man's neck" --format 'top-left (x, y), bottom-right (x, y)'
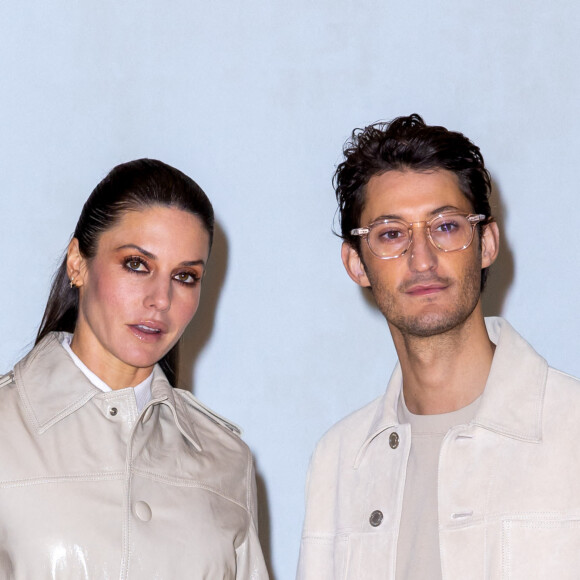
top-left (390, 305), bottom-right (495, 415)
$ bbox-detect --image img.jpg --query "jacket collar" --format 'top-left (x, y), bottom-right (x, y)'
top-left (357, 317), bottom-right (547, 463)
top-left (15, 332), bottom-right (202, 450)
top-left (474, 317), bottom-right (547, 442)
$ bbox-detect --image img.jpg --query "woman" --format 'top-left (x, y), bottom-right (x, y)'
top-left (0, 159), bottom-right (268, 579)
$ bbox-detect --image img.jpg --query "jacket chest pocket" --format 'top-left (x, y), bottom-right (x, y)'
top-left (346, 532), bottom-right (397, 579)
top-left (502, 517), bottom-right (580, 579)
top-left (297, 533), bottom-right (351, 580)
top-left (298, 531), bottom-right (397, 580)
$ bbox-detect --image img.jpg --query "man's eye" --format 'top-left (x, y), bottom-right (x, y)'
top-left (384, 230), bottom-right (402, 239)
top-left (377, 227), bottom-right (406, 242)
top-left (436, 221), bottom-right (459, 233)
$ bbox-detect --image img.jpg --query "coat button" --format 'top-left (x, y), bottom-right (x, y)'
top-left (134, 501), bottom-right (152, 522)
top-left (369, 510), bottom-right (383, 527)
top-left (389, 432), bottom-right (399, 449)
top-left (109, 407), bottom-right (118, 416)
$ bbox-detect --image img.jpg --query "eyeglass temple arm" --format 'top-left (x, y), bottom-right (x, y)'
top-left (468, 214), bottom-right (486, 223)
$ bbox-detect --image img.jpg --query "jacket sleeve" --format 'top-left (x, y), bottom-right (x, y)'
top-left (235, 453), bottom-right (270, 579)
top-left (296, 443), bottom-right (346, 580)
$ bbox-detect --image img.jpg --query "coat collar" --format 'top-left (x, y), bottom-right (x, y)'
top-left (14, 332), bottom-right (202, 450)
top-left (357, 317), bottom-right (547, 464)
top-left (149, 368), bottom-right (202, 451)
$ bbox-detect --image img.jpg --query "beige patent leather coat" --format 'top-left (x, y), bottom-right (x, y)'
top-left (0, 333), bottom-right (268, 579)
top-left (297, 317), bottom-right (580, 579)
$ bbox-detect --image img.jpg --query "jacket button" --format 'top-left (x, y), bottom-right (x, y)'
top-left (109, 407), bottom-right (118, 416)
top-left (134, 501), bottom-right (152, 522)
top-left (369, 510), bottom-right (383, 527)
top-left (389, 432), bottom-right (399, 449)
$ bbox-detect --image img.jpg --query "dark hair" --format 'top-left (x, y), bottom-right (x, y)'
top-left (35, 158), bottom-right (214, 386)
top-left (335, 114), bottom-right (494, 290)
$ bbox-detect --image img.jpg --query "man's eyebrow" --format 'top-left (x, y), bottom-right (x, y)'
top-left (116, 244), bottom-right (206, 267)
top-left (368, 213), bottom-right (397, 221)
top-left (430, 205), bottom-right (463, 215)
top-left (370, 205), bottom-right (464, 222)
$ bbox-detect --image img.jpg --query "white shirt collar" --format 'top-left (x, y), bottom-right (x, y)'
top-left (61, 335), bottom-right (152, 413)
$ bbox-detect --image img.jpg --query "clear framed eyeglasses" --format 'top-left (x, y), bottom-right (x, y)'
top-left (350, 212), bottom-right (486, 259)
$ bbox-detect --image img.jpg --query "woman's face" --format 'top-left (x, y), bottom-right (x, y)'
top-left (68, 205), bottom-right (211, 388)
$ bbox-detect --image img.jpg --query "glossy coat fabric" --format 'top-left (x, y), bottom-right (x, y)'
top-left (0, 333), bottom-right (268, 579)
top-left (297, 317), bottom-right (580, 580)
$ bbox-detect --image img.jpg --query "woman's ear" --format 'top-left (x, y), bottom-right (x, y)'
top-left (66, 238), bottom-right (87, 288)
top-left (481, 221), bottom-right (500, 269)
top-left (341, 242), bottom-right (371, 288)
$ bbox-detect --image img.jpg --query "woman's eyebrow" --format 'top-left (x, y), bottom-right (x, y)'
top-left (116, 244), bottom-right (156, 259)
top-left (116, 244), bottom-right (206, 267)
top-left (181, 260), bottom-right (206, 267)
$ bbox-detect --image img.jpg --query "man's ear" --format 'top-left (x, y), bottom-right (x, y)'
top-left (66, 238), bottom-right (87, 288)
top-left (341, 242), bottom-right (371, 288)
top-left (481, 221), bottom-right (500, 269)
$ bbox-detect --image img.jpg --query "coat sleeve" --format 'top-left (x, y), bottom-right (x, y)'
top-left (235, 453), bottom-right (270, 579)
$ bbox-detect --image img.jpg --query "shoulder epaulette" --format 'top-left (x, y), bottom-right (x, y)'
top-left (181, 392), bottom-right (242, 437)
top-left (0, 371), bottom-right (14, 389)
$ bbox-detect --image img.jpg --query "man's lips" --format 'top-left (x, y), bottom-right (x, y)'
top-left (402, 281), bottom-right (449, 296)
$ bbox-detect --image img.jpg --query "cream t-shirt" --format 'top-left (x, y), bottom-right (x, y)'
top-left (395, 393), bottom-right (481, 580)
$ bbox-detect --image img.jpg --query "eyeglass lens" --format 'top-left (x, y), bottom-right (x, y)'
top-left (368, 214), bottom-right (475, 257)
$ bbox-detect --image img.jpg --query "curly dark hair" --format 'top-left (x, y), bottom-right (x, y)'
top-left (334, 113), bottom-right (495, 290)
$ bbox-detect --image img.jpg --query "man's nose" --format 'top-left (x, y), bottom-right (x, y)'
top-left (407, 225), bottom-right (438, 272)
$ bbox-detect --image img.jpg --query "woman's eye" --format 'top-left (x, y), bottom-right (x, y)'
top-left (125, 258), bottom-right (148, 272)
top-left (174, 272), bottom-right (199, 285)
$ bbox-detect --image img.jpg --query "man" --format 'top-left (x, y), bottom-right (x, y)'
top-left (297, 114), bottom-right (580, 579)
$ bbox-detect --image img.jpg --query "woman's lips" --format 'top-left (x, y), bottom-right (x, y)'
top-left (128, 322), bottom-right (167, 342)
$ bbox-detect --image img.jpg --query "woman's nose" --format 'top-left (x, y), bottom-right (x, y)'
top-left (145, 278), bottom-right (171, 311)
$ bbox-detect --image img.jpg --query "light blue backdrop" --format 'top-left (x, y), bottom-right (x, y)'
top-left (1, 2), bottom-right (579, 577)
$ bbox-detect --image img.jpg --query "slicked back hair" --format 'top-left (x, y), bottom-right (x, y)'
top-left (36, 159), bottom-right (214, 386)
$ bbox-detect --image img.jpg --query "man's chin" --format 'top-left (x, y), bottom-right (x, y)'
top-left (391, 311), bottom-right (470, 338)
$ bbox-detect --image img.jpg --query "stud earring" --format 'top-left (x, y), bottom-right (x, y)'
top-left (69, 276), bottom-right (76, 289)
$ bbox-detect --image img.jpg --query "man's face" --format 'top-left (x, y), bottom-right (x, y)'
top-left (342, 169), bottom-right (498, 338)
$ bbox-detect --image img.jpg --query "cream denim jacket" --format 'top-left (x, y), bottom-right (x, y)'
top-left (297, 317), bottom-right (580, 579)
top-left (0, 333), bottom-right (268, 579)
